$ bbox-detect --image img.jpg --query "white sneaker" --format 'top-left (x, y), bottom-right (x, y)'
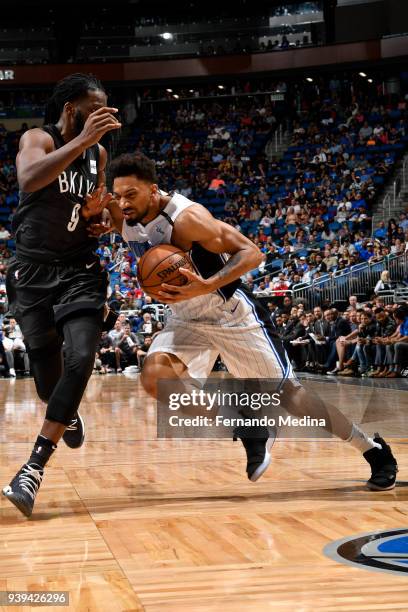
top-left (327, 367), bottom-right (340, 375)
top-left (9, 368), bottom-right (16, 377)
top-left (123, 365), bottom-right (140, 373)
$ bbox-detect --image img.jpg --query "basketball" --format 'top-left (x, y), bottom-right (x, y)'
top-left (138, 244), bottom-right (193, 299)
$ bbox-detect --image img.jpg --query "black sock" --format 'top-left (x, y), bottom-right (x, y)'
top-left (28, 435), bottom-right (57, 469)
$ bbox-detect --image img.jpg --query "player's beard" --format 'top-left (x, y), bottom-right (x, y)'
top-left (74, 109), bottom-right (86, 136)
top-left (125, 216), bottom-right (140, 227)
top-left (125, 209), bottom-right (148, 226)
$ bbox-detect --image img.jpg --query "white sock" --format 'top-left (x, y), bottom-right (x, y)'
top-left (347, 424), bottom-right (381, 453)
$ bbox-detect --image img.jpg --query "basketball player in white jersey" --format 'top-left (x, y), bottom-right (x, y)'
top-left (103, 153), bottom-right (397, 490)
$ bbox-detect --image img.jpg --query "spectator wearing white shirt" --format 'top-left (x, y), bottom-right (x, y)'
top-left (3, 318), bottom-right (29, 374)
top-left (0, 225), bottom-right (10, 240)
top-left (374, 270), bottom-right (392, 295)
top-left (259, 213), bottom-right (274, 228)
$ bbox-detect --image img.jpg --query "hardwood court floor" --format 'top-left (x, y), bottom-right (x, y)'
top-left (0, 374), bottom-right (407, 611)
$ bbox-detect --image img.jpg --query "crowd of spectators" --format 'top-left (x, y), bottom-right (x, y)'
top-left (94, 310), bottom-right (162, 374)
top-left (267, 294), bottom-right (408, 378)
top-left (0, 76), bottom-right (407, 377)
top-left (125, 79), bottom-right (408, 293)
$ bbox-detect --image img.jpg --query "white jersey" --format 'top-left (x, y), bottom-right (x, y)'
top-left (121, 191), bottom-right (295, 383)
top-left (121, 192), bottom-right (241, 324)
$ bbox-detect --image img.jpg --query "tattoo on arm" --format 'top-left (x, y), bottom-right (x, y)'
top-left (211, 251), bottom-right (246, 282)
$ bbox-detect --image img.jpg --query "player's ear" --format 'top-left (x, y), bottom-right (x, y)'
top-left (151, 184), bottom-right (160, 200)
top-left (64, 101), bottom-right (75, 118)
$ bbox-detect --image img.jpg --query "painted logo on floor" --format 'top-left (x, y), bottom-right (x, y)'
top-left (324, 529), bottom-right (408, 576)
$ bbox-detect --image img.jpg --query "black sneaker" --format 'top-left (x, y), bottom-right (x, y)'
top-left (2, 463), bottom-right (44, 517)
top-left (233, 425), bottom-right (275, 482)
top-left (62, 412), bottom-right (85, 449)
top-left (363, 433), bottom-right (398, 491)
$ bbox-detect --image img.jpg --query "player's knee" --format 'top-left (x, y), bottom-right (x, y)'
top-left (140, 356), bottom-right (164, 398)
top-left (140, 366), bottom-right (158, 398)
top-left (36, 383), bottom-right (53, 403)
top-left (141, 353), bottom-right (186, 398)
top-left (65, 346), bottom-right (95, 380)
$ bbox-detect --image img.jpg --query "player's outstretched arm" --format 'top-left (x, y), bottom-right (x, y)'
top-left (159, 204), bottom-right (264, 302)
top-left (17, 107), bottom-right (121, 192)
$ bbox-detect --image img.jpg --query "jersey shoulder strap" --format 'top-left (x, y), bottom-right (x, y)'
top-left (161, 192), bottom-right (195, 223)
top-left (42, 124), bottom-right (64, 149)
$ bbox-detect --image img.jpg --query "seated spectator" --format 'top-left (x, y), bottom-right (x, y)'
top-left (290, 312), bottom-right (315, 370)
top-left (151, 321), bottom-right (164, 339)
top-left (142, 296), bottom-right (157, 315)
top-left (115, 323), bottom-right (141, 373)
top-left (0, 224), bottom-right (10, 240)
top-left (277, 295), bottom-right (293, 315)
top-left (318, 309), bottom-right (351, 373)
top-left (136, 336), bottom-right (153, 370)
top-left (137, 312), bottom-right (157, 335)
top-left (305, 306), bottom-right (330, 368)
top-left (0, 323), bottom-right (13, 377)
top-left (382, 307), bottom-right (408, 378)
top-left (367, 307), bottom-right (397, 377)
top-left (272, 273), bottom-right (289, 296)
top-left (2, 318), bottom-right (29, 375)
top-left (97, 331), bottom-right (116, 373)
top-left (347, 295), bottom-right (361, 311)
top-left (339, 311), bottom-right (376, 376)
top-left (109, 319), bottom-right (125, 348)
top-left (333, 319), bottom-right (360, 375)
top-left (281, 308), bottom-right (305, 367)
top-left (374, 270), bottom-right (393, 295)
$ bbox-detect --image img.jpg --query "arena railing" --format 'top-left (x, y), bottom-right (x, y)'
top-left (403, 156), bottom-right (408, 190)
top-left (291, 251), bottom-right (408, 307)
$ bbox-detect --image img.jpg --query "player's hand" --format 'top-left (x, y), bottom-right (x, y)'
top-left (82, 185), bottom-right (113, 220)
top-left (87, 221), bottom-right (112, 237)
top-left (79, 107), bottom-right (121, 148)
top-left (158, 268), bottom-right (213, 303)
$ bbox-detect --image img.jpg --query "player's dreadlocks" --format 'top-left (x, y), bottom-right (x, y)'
top-left (44, 73), bottom-right (104, 124)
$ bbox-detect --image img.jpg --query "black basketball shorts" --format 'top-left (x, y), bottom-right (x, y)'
top-left (6, 257), bottom-right (109, 350)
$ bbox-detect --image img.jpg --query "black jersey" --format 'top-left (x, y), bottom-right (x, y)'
top-left (12, 125), bottom-right (100, 264)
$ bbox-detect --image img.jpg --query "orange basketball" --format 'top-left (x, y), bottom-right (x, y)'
top-left (138, 244), bottom-right (193, 300)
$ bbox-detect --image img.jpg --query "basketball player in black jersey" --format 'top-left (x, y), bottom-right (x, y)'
top-left (101, 153), bottom-right (398, 492)
top-left (2, 73), bottom-right (121, 517)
